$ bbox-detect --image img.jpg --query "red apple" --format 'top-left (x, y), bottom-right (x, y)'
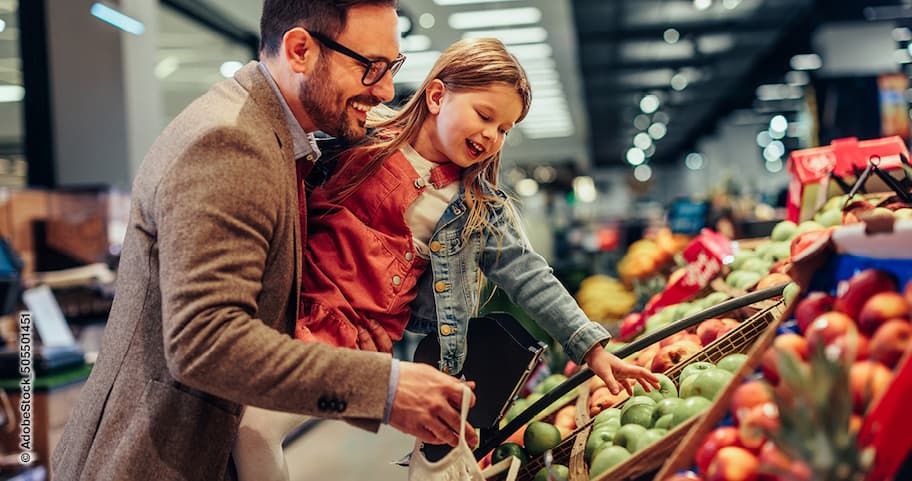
top-left (660, 331), bottom-right (702, 348)
top-left (793, 292), bottom-right (835, 334)
top-left (848, 360), bottom-right (894, 414)
top-left (869, 319), bottom-right (912, 368)
top-left (697, 318), bottom-right (727, 346)
top-left (619, 312), bottom-right (646, 341)
top-left (730, 380), bottom-right (775, 425)
top-left (904, 279), bottom-right (912, 310)
top-left (707, 446), bottom-right (760, 481)
top-left (757, 442), bottom-right (811, 481)
top-left (738, 403), bottom-right (780, 451)
top-left (834, 269), bottom-right (898, 320)
top-left (803, 311), bottom-right (855, 353)
top-left (696, 427), bottom-right (743, 474)
top-left (857, 292), bottom-right (910, 335)
top-left (829, 332), bottom-right (870, 362)
top-left (633, 344), bottom-right (661, 369)
top-left (651, 340), bottom-right (702, 373)
top-left (760, 334), bottom-right (808, 385)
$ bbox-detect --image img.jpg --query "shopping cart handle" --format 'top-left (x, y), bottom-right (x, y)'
top-left (473, 283), bottom-right (788, 460)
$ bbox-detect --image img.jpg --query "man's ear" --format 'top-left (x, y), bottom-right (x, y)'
top-left (283, 28), bottom-right (318, 74)
top-left (425, 79), bottom-right (446, 115)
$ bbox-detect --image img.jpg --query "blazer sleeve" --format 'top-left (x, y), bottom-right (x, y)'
top-left (154, 127), bottom-right (389, 424)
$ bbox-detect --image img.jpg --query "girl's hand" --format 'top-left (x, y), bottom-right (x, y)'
top-left (584, 347), bottom-right (660, 396)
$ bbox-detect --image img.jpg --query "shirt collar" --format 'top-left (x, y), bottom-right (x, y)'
top-left (257, 62), bottom-right (321, 163)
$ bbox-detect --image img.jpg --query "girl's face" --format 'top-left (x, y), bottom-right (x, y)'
top-left (416, 80), bottom-right (524, 168)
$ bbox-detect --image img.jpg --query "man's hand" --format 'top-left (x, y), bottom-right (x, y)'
top-left (355, 318), bottom-right (393, 353)
top-left (388, 362), bottom-right (478, 448)
top-left (585, 347), bottom-right (660, 396)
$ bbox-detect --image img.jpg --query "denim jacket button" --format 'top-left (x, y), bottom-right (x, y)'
top-left (434, 281), bottom-right (448, 293)
top-left (442, 366), bottom-right (451, 374)
top-left (392, 275), bottom-right (402, 286)
top-left (405, 252), bottom-right (413, 261)
top-left (429, 241), bottom-right (443, 253)
top-left (440, 325), bottom-right (454, 336)
top-left (414, 178), bottom-right (425, 188)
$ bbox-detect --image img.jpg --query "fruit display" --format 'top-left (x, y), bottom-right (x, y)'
top-left (575, 275), bottom-right (638, 323)
top-left (616, 228), bottom-right (690, 284)
top-left (658, 267), bottom-right (912, 481)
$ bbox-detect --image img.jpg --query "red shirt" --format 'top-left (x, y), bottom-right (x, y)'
top-left (297, 150), bottom-right (430, 348)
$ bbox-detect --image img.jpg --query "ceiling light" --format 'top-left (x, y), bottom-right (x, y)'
top-left (434, 0), bottom-right (523, 4)
top-left (671, 73), bottom-right (689, 91)
top-left (401, 34), bottom-right (432, 52)
top-left (463, 26), bottom-right (547, 45)
top-left (685, 153), bottom-right (704, 170)
top-left (634, 164), bottom-right (653, 182)
top-left (448, 7), bottom-right (542, 30)
top-left (785, 71), bottom-right (809, 86)
top-left (769, 115), bottom-right (788, 133)
top-left (756, 84), bottom-right (803, 101)
top-left (769, 128), bottom-right (785, 140)
top-left (894, 49), bottom-right (912, 64)
top-left (644, 144), bottom-right (656, 158)
top-left (419, 13), bottom-right (436, 29)
top-left (533, 166), bottom-right (557, 183)
top-left (573, 176), bottom-right (597, 203)
top-left (653, 111), bottom-right (670, 124)
top-left (398, 16), bottom-right (412, 34)
top-left (756, 131), bottom-right (772, 147)
top-left (892, 27), bottom-right (912, 41)
top-left (634, 132), bottom-right (653, 150)
top-left (648, 122), bottom-right (667, 140)
top-left (663, 28), bottom-right (680, 44)
top-left (515, 178), bottom-right (539, 197)
top-left (219, 61), bottom-right (243, 78)
top-left (639, 94), bottom-right (660, 114)
top-left (154, 56), bottom-right (180, 79)
top-left (763, 141), bottom-right (785, 161)
top-left (0, 85), bottom-right (25, 103)
top-left (789, 53), bottom-right (822, 71)
top-left (90, 2), bottom-right (145, 35)
top-left (626, 148), bottom-right (646, 166)
top-left (693, 0), bottom-right (712, 11)
top-left (765, 158), bottom-right (784, 173)
top-left (634, 114), bottom-right (651, 131)
top-left (722, 0), bottom-right (741, 9)
top-left (507, 42), bottom-right (552, 61)
top-left (0, 19), bottom-right (6, 33)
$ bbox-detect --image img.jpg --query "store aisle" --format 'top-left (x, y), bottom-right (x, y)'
top-left (285, 421), bottom-right (415, 481)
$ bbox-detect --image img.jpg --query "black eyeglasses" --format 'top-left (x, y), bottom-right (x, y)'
top-left (309, 31), bottom-right (406, 86)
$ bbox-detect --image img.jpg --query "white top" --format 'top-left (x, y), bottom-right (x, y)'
top-left (401, 144), bottom-right (461, 259)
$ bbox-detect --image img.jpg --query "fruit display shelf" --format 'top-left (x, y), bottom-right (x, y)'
top-left (583, 300), bottom-right (785, 481)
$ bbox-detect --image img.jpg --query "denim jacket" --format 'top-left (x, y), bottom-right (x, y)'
top-left (407, 184), bottom-right (611, 374)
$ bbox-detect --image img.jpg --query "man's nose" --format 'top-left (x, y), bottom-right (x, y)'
top-left (370, 72), bottom-right (396, 103)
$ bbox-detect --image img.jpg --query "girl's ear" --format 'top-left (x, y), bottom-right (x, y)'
top-left (283, 28), bottom-right (318, 74)
top-left (425, 79), bottom-right (446, 115)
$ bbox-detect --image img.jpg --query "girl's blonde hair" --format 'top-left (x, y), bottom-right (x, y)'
top-left (324, 37), bottom-right (532, 240)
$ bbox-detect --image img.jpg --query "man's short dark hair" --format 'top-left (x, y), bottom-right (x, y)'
top-left (260, 0), bottom-right (398, 58)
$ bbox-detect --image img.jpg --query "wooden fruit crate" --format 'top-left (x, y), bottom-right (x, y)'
top-left (582, 300), bottom-right (785, 481)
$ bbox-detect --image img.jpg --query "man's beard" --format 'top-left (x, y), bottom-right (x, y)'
top-left (298, 58), bottom-right (366, 143)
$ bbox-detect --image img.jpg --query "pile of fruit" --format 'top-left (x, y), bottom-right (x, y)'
top-left (661, 268), bottom-right (911, 481)
top-left (575, 275), bottom-right (638, 323)
top-left (616, 228), bottom-right (690, 283)
top-left (585, 353), bottom-right (747, 479)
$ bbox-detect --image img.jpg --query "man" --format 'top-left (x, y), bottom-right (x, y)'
top-left (52, 2), bottom-right (473, 480)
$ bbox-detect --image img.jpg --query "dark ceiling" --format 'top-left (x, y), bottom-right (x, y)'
top-left (570, 0), bottom-right (906, 168)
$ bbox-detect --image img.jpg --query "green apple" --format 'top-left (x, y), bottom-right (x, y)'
top-left (633, 373), bottom-right (677, 401)
top-left (702, 291), bottom-right (731, 307)
top-left (653, 397), bottom-right (683, 421)
top-left (589, 446), bottom-right (631, 478)
top-left (585, 427), bottom-right (616, 462)
top-left (592, 407), bottom-right (622, 428)
top-left (768, 241), bottom-right (792, 261)
top-left (895, 208), bottom-right (912, 220)
top-left (741, 257), bottom-right (772, 274)
top-left (716, 353), bottom-right (748, 373)
top-left (770, 220), bottom-right (798, 242)
top-left (611, 423), bottom-right (648, 450)
top-left (783, 282), bottom-right (801, 305)
top-left (534, 464), bottom-right (569, 481)
top-left (679, 367), bottom-right (733, 400)
top-left (630, 428), bottom-right (668, 453)
top-left (669, 396), bottom-right (712, 428)
top-left (815, 209), bottom-right (842, 228)
top-left (680, 361), bottom-right (715, 384)
top-left (796, 220), bottom-right (824, 235)
top-left (653, 413), bottom-right (674, 430)
top-left (534, 374), bottom-right (567, 394)
top-left (620, 402), bottom-right (656, 428)
top-left (730, 252), bottom-right (758, 270)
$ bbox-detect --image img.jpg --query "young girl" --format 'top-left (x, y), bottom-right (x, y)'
top-left (234, 38), bottom-right (658, 481)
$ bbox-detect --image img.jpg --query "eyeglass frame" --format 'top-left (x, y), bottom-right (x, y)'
top-left (308, 31), bottom-right (406, 86)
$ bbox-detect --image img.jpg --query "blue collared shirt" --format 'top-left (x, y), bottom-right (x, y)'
top-left (256, 62), bottom-right (399, 424)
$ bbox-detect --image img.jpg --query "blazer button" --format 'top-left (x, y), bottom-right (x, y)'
top-left (429, 241), bottom-right (442, 253)
top-left (405, 252), bottom-right (413, 261)
top-left (337, 401), bottom-right (347, 412)
top-left (440, 324), bottom-right (455, 336)
top-left (442, 366), bottom-right (451, 374)
top-left (392, 275), bottom-right (402, 286)
top-left (318, 399), bottom-right (328, 410)
top-left (434, 281), bottom-right (448, 293)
